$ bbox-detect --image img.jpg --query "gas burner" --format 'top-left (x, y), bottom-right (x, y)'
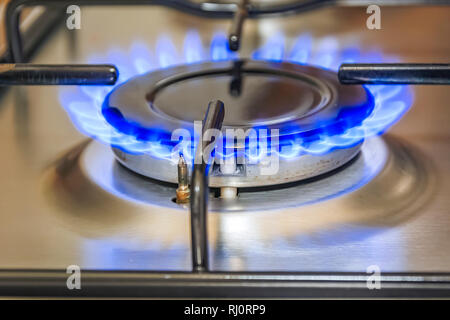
top-left (103, 59), bottom-right (373, 188)
top-left (2, 0), bottom-right (449, 299)
top-left (78, 136), bottom-right (387, 211)
top-left (58, 33), bottom-right (415, 174)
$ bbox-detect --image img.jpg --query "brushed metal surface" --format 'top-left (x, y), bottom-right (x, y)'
top-left (0, 6), bottom-right (449, 274)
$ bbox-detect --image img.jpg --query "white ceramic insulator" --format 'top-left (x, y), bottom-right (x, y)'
top-left (220, 187), bottom-right (238, 199)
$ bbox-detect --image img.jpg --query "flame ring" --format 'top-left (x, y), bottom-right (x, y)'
top-left (59, 33), bottom-right (413, 161)
top-left (102, 59), bottom-right (373, 161)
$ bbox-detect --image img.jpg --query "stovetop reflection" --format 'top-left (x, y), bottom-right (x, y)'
top-left (41, 135), bottom-right (434, 272)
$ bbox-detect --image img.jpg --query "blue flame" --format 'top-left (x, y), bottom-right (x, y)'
top-left (289, 34), bottom-right (313, 64)
top-left (252, 32), bottom-right (285, 61)
top-left (184, 30), bottom-right (204, 63)
top-left (59, 31), bottom-right (413, 160)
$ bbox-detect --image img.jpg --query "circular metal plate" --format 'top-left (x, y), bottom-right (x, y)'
top-left (150, 64), bottom-right (330, 127)
top-left (103, 59), bottom-right (373, 138)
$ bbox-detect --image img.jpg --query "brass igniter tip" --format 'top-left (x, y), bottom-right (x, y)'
top-left (176, 154), bottom-right (190, 204)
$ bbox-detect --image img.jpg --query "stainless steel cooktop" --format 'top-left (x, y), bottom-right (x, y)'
top-left (0, 4), bottom-right (449, 297)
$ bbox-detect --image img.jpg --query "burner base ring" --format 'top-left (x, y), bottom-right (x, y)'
top-left (112, 143), bottom-right (362, 188)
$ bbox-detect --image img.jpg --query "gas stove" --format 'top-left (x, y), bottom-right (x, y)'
top-left (0, 0), bottom-right (449, 298)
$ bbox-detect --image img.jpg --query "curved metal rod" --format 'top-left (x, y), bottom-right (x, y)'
top-left (228, 0), bottom-right (249, 52)
top-left (190, 100), bottom-right (225, 272)
top-left (5, 0), bottom-right (335, 62)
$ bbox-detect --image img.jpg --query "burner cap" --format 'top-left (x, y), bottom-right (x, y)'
top-left (103, 59), bottom-right (373, 139)
top-left (102, 59), bottom-right (374, 188)
top-left (150, 63), bottom-right (328, 127)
